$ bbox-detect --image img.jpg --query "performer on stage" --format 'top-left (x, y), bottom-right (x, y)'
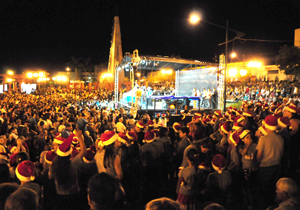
top-left (192, 88), bottom-right (197, 109)
top-left (211, 88), bottom-right (218, 109)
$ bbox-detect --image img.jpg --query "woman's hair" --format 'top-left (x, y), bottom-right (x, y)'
top-left (186, 148), bottom-right (199, 166)
top-left (145, 197), bottom-right (180, 210)
top-left (159, 127), bottom-right (168, 138)
top-left (103, 143), bottom-right (116, 169)
top-left (51, 155), bottom-right (74, 190)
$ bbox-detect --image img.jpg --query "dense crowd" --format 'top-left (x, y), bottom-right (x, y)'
top-left (227, 79), bottom-right (300, 103)
top-left (0, 87), bottom-right (300, 210)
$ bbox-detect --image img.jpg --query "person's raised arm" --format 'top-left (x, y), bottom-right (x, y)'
top-left (74, 128), bottom-right (86, 158)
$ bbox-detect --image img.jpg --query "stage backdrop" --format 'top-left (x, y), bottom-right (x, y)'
top-left (176, 68), bottom-right (218, 96)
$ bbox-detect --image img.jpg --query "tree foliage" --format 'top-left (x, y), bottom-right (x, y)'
top-left (275, 45), bottom-right (300, 76)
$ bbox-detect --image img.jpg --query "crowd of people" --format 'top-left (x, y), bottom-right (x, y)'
top-left (227, 78), bottom-right (300, 103)
top-left (0, 86), bottom-right (300, 210)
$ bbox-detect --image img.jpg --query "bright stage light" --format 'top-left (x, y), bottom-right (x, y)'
top-left (229, 68), bottom-right (238, 77)
top-left (247, 61), bottom-right (262, 68)
top-left (240, 69), bottom-right (247, 76)
top-left (33, 73), bottom-right (38, 77)
top-left (27, 72), bottom-right (33, 78)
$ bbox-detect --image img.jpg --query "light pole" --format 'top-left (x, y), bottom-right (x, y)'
top-left (189, 13), bottom-right (244, 112)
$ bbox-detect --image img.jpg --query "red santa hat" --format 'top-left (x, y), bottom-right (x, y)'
top-left (263, 104), bottom-right (269, 110)
top-left (71, 146), bottom-right (79, 159)
top-left (194, 113), bottom-right (202, 121)
top-left (147, 120), bottom-right (154, 127)
top-left (56, 133), bottom-right (75, 157)
top-left (229, 132), bottom-right (240, 146)
top-left (269, 106), bottom-right (276, 113)
top-left (45, 151), bottom-right (57, 164)
top-left (243, 111), bottom-right (253, 117)
top-left (239, 130), bottom-right (251, 140)
top-left (214, 111), bottom-right (222, 118)
top-left (98, 131), bottom-right (118, 147)
top-left (89, 145), bottom-right (96, 153)
top-left (126, 131), bottom-right (138, 143)
top-left (232, 123), bottom-right (243, 131)
top-left (83, 149), bottom-right (95, 163)
top-left (278, 117), bottom-right (290, 128)
top-left (258, 125), bottom-right (268, 135)
top-left (212, 154), bottom-right (226, 174)
top-left (173, 122), bottom-right (182, 133)
top-left (221, 122), bottom-right (231, 134)
top-left (284, 105), bottom-right (297, 113)
top-left (161, 113), bottom-right (166, 118)
top-left (236, 110), bottom-right (243, 116)
top-left (136, 121), bottom-right (145, 129)
top-left (53, 135), bottom-right (65, 145)
top-left (72, 136), bottom-right (79, 145)
top-left (143, 131), bottom-right (156, 143)
top-left (151, 130), bottom-right (160, 140)
top-left (156, 113), bottom-right (160, 117)
top-left (202, 118), bottom-right (209, 124)
top-left (256, 102), bottom-right (262, 106)
top-left (207, 115), bottom-right (213, 121)
top-left (118, 133), bottom-right (129, 145)
top-left (15, 160), bottom-right (36, 182)
top-left (236, 116), bottom-right (246, 123)
top-left (264, 115), bottom-right (278, 130)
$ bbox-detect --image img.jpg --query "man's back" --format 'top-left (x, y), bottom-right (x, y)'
top-left (256, 132), bottom-right (284, 167)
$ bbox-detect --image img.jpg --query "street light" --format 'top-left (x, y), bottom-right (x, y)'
top-left (189, 12), bottom-right (245, 111)
top-left (7, 70), bottom-right (14, 75)
top-left (231, 52), bottom-right (237, 58)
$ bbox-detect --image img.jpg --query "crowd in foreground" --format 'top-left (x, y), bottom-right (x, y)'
top-left (0, 88), bottom-right (300, 210)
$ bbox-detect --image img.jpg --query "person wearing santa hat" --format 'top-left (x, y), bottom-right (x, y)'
top-left (139, 130), bottom-right (162, 204)
top-left (205, 154), bottom-right (231, 206)
top-left (50, 128), bottom-right (86, 210)
top-left (239, 129), bottom-right (257, 209)
top-left (160, 113), bottom-right (167, 128)
top-left (213, 111), bottom-right (222, 133)
top-left (135, 121), bottom-right (146, 147)
top-left (94, 130), bottom-right (125, 204)
top-left (177, 148), bottom-right (204, 210)
top-left (256, 115), bottom-right (284, 209)
top-left (277, 116), bottom-right (292, 177)
top-left (283, 104), bottom-right (300, 176)
top-left (16, 160), bottom-right (41, 196)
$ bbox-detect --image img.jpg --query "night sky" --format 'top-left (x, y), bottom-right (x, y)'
top-left (1, 0), bottom-right (300, 74)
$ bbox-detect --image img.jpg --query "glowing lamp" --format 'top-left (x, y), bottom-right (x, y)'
top-left (39, 72), bottom-right (44, 77)
top-left (229, 68), bottom-right (238, 77)
top-left (27, 72), bottom-right (33, 78)
top-left (189, 13), bottom-right (201, 25)
top-left (240, 69), bottom-right (247, 76)
top-left (33, 73), bottom-right (38, 77)
top-left (7, 70), bottom-right (14, 75)
top-left (170, 104), bottom-right (175, 109)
